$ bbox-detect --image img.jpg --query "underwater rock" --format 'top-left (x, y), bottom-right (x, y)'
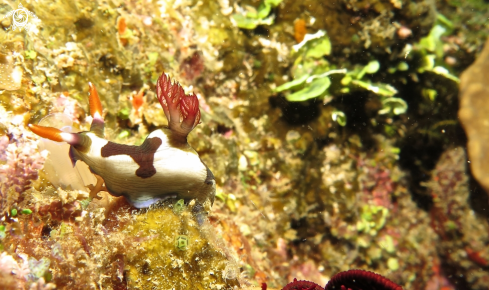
top-left (459, 38), bottom-right (489, 196)
top-left (124, 205), bottom-right (239, 289)
top-left (277, 0), bottom-right (436, 55)
top-left (424, 147), bottom-right (489, 289)
top-left (1, 0), bottom-right (478, 289)
top-left (0, 252), bottom-right (31, 289)
top-left (1, 189), bottom-right (240, 289)
top-left (0, 53), bottom-right (22, 91)
top-left (287, 137), bottom-right (438, 289)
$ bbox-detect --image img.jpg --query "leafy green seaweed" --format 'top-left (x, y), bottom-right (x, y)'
top-left (232, 0), bottom-right (283, 29)
top-left (285, 77), bottom-right (331, 102)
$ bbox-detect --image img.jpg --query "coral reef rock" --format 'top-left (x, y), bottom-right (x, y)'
top-left (459, 38), bottom-right (489, 195)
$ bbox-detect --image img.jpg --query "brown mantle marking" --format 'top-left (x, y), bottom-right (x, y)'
top-left (101, 137), bottom-right (162, 178)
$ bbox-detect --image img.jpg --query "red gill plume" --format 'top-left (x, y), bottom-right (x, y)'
top-left (156, 72), bottom-right (201, 140)
top-left (180, 91), bottom-right (201, 130)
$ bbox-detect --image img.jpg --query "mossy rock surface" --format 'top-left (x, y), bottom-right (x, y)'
top-left (125, 207), bottom-right (238, 290)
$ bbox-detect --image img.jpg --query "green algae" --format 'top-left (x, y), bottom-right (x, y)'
top-left (357, 205), bottom-right (389, 236)
top-left (232, 0), bottom-right (284, 29)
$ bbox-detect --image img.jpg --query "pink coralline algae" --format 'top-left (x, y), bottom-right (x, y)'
top-left (0, 252), bottom-right (30, 289)
top-left (425, 147), bottom-right (489, 289)
top-left (180, 51), bottom-right (205, 81)
top-left (49, 93), bottom-right (83, 124)
top-left (0, 125), bottom-right (47, 215)
top-left (356, 155), bottom-right (399, 209)
top-left (0, 252), bottom-right (55, 290)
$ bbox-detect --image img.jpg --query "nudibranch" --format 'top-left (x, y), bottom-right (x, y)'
top-left (29, 73), bottom-right (216, 209)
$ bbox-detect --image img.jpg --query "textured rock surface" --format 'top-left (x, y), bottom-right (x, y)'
top-left (277, 0), bottom-right (436, 55)
top-left (459, 38), bottom-right (489, 194)
top-left (0, 53), bottom-right (22, 91)
top-left (425, 147), bottom-right (489, 289)
top-left (1, 0), bottom-right (487, 289)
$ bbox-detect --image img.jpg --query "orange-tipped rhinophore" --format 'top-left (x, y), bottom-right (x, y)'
top-left (88, 82), bottom-right (103, 119)
top-left (28, 124), bottom-right (84, 146)
top-left (88, 82), bottom-right (105, 136)
top-left (28, 124), bottom-right (65, 142)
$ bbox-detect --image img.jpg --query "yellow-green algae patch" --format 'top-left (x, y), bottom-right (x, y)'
top-left (124, 205), bottom-right (238, 290)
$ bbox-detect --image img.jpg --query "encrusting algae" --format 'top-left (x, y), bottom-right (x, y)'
top-left (1, 177), bottom-right (240, 289)
top-left (124, 202), bottom-right (239, 289)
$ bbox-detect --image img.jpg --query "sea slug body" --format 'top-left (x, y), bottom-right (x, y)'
top-left (29, 72), bottom-right (216, 209)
